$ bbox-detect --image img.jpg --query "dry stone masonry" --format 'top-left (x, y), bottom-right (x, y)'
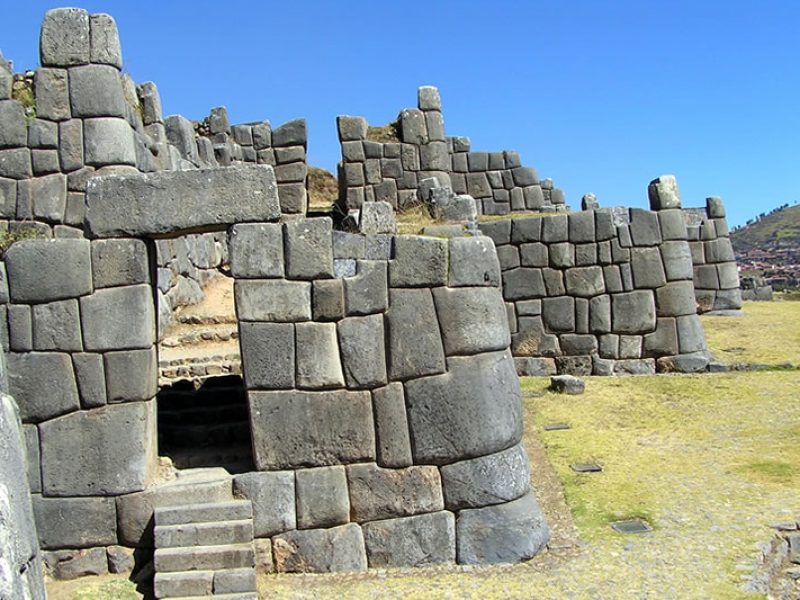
top-left (335, 86), bottom-right (567, 218)
top-left (485, 175), bottom-right (713, 376)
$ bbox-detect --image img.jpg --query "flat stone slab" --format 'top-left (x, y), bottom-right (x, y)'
top-left (85, 165), bottom-right (280, 238)
top-left (571, 463), bottom-right (603, 473)
top-left (610, 518), bottom-right (652, 534)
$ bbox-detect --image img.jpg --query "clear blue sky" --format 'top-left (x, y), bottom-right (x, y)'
top-left (2, 1), bottom-right (799, 227)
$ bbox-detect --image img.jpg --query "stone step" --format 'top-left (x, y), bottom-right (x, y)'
top-left (155, 519), bottom-right (254, 548)
top-left (154, 542), bottom-right (255, 574)
top-left (154, 567), bottom-right (257, 598)
top-left (156, 500), bottom-right (253, 527)
top-left (169, 594), bottom-right (257, 600)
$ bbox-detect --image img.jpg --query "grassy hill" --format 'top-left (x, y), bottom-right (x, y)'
top-left (731, 203), bottom-right (800, 253)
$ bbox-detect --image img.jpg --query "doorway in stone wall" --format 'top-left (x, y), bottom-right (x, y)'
top-left (153, 238), bottom-right (254, 474)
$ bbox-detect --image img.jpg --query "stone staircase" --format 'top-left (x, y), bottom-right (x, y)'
top-left (153, 499), bottom-right (257, 599)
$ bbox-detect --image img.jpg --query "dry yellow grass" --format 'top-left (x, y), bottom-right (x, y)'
top-left (702, 300), bottom-right (800, 366)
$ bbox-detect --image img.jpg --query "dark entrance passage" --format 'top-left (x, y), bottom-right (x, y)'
top-left (157, 375), bottom-right (254, 474)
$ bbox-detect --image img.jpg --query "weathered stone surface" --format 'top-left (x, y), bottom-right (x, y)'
top-left (0, 148), bottom-right (32, 179)
top-left (89, 13), bottom-right (122, 67)
top-left (440, 443), bottom-right (530, 510)
top-left (80, 284), bottom-right (155, 351)
top-left (520, 243), bottom-right (548, 267)
top-left (312, 279), bottom-right (344, 321)
top-left (137, 82), bottom-right (162, 125)
top-left (0, 100), bottom-right (27, 149)
top-left (503, 268), bottom-right (546, 301)
top-left (295, 322), bottom-right (345, 389)
top-left (273, 523), bottom-right (366, 573)
top-left (69, 64), bottom-right (125, 118)
top-left (39, 400), bottom-right (155, 496)
top-left (613, 358), bottom-right (656, 375)
top-left (233, 471), bottom-right (295, 537)
top-left (542, 296), bottom-right (575, 332)
top-left (549, 242), bottom-right (575, 268)
top-left (456, 492), bottom-right (549, 565)
top-left (677, 315), bottom-right (706, 353)
top-left (295, 466), bottom-right (349, 529)
top-left (648, 175), bottom-right (682, 210)
top-left (22, 424), bottom-right (42, 494)
top-left (249, 390), bottom-right (374, 469)
top-left (43, 548), bottom-right (107, 580)
top-left (229, 223), bottom-right (284, 278)
top-left (91, 238), bottom-right (148, 288)
top-left (104, 348), bottom-right (157, 403)
top-left (629, 208), bottom-right (662, 246)
top-left (449, 236), bottom-right (501, 287)
top-left (433, 287), bottom-right (510, 355)
top-left (86, 165), bottom-right (280, 237)
top-left (164, 114), bottom-right (199, 163)
top-left (706, 196), bottom-right (726, 218)
top-left (72, 353), bottom-right (106, 408)
top-left (612, 291), bottom-right (656, 333)
top-left (0, 394), bottom-right (46, 599)
top-left (387, 289), bottom-right (446, 380)
top-left (284, 217), bottom-right (334, 279)
top-left (5, 239), bottom-right (91, 303)
top-left (337, 315), bottom-right (387, 389)
top-left (32, 496), bottom-right (116, 550)
top-left (660, 240), bottom-right (694, 281)
top-left (40, 8), bottom-right (90, 67)
top-left (478, 220), bottom-right (511, 245)
top-left (541, 214), bottom-right (568, 242)
top-left (372, 383), bottom-right (413, 468)
top-left (347, 463), bottom-right (444, 521)
top-left (239, 322), bottom-right (294, 390)
top-left (83, 117), bottom-right (135, 166)
top-left (643, 317), bottom-right (679, 357)
top-left (30, 299), bottom-right (81, 352)
top-left (343, 261), bottom-right (388, 315)
top-left (656, 351), bottom-right (710, 373)
top-left (630, 247), bottom-right (667, 289)
top-left (658, 209), bottom-right (687, 240)
top-left (359, 201), bottom-right (396, 234)
top-left (272, 119), bottom-right (307, 148)
top-left (362, 511), bottom-right (455, 568)
top-left (235, 279), bottom-right (311, 322)
top-left (106, 545), bottom-right (134, 574)
top-left (17, 173), bottom-right (68, 223)
top-left (8, 352), bottom-right (79, 422)
top-left (564, 266), bottom-right (605, 298)
top-left (337, 116), bottom-right (367, 141)
top-left (549, 374), bottom-right (585, 394)
top-left (389, 235), bottom-right (448, 287)
top-left (655, 281), bottom-right (697, 317)
top-left (405, 350), bottom-right (522, 464)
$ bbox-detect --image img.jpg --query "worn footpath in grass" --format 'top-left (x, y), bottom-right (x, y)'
top-left (702, 300), bottom-right (800, 366)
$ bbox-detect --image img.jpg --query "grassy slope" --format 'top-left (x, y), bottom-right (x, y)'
top-left (731, 204), bottom-right (800, 253)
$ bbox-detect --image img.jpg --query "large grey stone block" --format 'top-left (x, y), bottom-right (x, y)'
top-left (502, 268), bottom-right (546, 301)
top-left (80, 284), bottom-right (155, 351)
top-left (337, 315), bottom-right (387, 389)
top-left (284, 218), bottom-right (334, 279)
top-left (629, 208), bottom-right (662, 246)
top-left (295, 466), bottom-right (349, 529)
top-left (541, 214), bottom-right (568, 242)
top-left (433, 287), bottom-right (510, 355)
top-left (655, 281), bottom-right (697, 317)
top-left (8, 352), bottom-right (79, 422)
top-left (448, 237), bottom-right (501, 287)
top-left (69, 64), bottom-right (125, 118)
top-left (233, 471), bottom-right (295, 537)
top-left (0, 100), bottom-right (27, 149)
top-left (235, 279), bottom-right (311, 322)
top-left (648, 175), bottom-right (682, 210)
top-left (35, 68), bottom-right (70, 121)
top-left (564, 266), bottom-right (606, 298)
top-left (40, 400), bottom-right (155, 496)
top-left (249, 390), bottom-right (374, 469)
top-left (404, 350), bottom-right (522, 464)
top-left (658, 209), bottom-right (687, 240)
top-left (542, 296), bottom-right (575, 332)
top-left (239, 322), bottom-right (294, 390)
top-left (568, 211), bottom-right (595, 243)
top-left (295, 322), bottom-right (345, 389)
top-left (83, 117), bottom-right (135, 166)
top-left (660, 240), bottom-right (694, 281)
top-left (343, 261), bottom-right (388, 315)
top-left (17, 173), bottom-right (68, 223)
top-left (31, 299), bottom-right (81, 351)
top-left (456, 492), bottom-right (549, 565)
top-left (631, 247), bottom-right (667, 288)
top-left (312, 279), bottom-right (344, 321)
top-left (86, 165), bottom-right (280, 237)
top-left (347, 463), bottom-right (444, 521)
top-left (89, 13), bottom-right (122, 67)
top-left (91, 238), bottom-right (149, 288)
top-left (337, 116), bottom-right (367, 141)
top-left (104, 348), bottom-right (157, 403)
top-left (23, 424), bottom-right (42, 493)
top-left (372, 383), bottom-right (413, 468)
top-left (229, 223), bottom-right (284, 278)
top-left (440, 443), bottom-right (530, 510)
top-left (387, 288), bottom-right (446, 380)
top-left (363, 511), bottom-right (455, 568)
top-left (612, 291), bottom-right (656, 333)
top-left (271, 119), bottom-right (306, 148)
top-left (164, 114), bottom-right (199, 164)
top-left (32, 496), bottom-right (116, 550)
top-left (5, 239), bottom-right (92, 303)
top-left (400, 109), bottom-right (427, 144)
top-left (72, 353), bottom-right (106, 408)
top-left (40, 8), bottom-right (90, 67)
top-left (478, 220), bottom-right (511, 245)
top-left (677, 315), bottom-right (706, 353)
top-left (643, 317), bottom-right (679, 357)
top-left (389, 235), bottom-right (448, 287)
top-left (273, 523), bottom-right (366, 573)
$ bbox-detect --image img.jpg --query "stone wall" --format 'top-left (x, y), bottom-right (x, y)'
top-left (683, 197), bottom-right (743, 313)
top-left (0, 351), bottom-right (47, 600)
top-left (229, 220), bottom-right (550, 569)
top-left (0, 8), bottom-right (309, 329)
top-left (335, 86), bottom-right (567, 217)
top-left (481, 177), bottom-right (712, 376)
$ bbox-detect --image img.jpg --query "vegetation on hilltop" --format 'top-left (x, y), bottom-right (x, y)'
top-left (731, 203), bottom-right (800, 253)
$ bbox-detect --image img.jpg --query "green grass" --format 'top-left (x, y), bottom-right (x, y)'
top-left (731, 204), bottom-right (800, 252)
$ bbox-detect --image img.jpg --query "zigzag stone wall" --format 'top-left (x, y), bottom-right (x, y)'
top-left (230, 220), bottom-right (549, 569)
top-left (683, 197), bottom-right (742, 313)
top-left (335, 86), bottom-right (568, 217)
top-left (481, 196), bottom-right (712, 376)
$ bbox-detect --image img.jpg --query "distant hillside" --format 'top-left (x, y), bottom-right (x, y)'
top-left (731, 203), bottom-right (800, 254)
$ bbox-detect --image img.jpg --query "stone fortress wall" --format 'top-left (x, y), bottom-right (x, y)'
top-left (335, 87), bottom-right (567, 217)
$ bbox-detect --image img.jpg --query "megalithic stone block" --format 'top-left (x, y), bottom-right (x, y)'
top-left (40, 8), bottom-right (91, 67)
top-left (648, 174), bottom-right (682, 210)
